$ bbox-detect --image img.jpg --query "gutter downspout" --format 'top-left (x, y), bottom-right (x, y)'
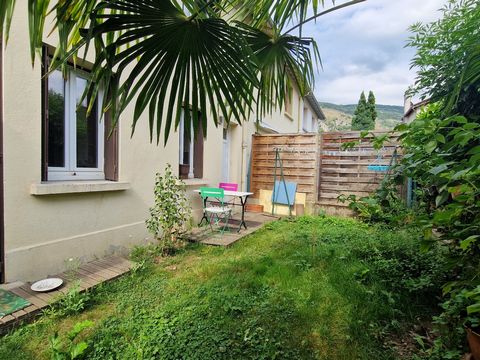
top-left (0, 39), bottom-right (5, 283)
top-left (297, 93), bottom-right (302, 133)
top-left (240, 118), bottom-right (246, 191)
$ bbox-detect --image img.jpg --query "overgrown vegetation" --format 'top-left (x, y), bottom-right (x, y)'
top-left (0, 217), bottom-right (445, 359)
top-left (342, 1), bottom-right (480, 357)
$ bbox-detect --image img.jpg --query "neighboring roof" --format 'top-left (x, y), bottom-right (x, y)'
top-left (304, 92), bottom-right (326, 120)
top-left (258, 121), bottom-right (279, 134)
top-left (404, 99), bottom-right (430, 118)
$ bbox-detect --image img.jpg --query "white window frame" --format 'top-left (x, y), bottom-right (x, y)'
top-left (48, 69), bottom-right (105, 181)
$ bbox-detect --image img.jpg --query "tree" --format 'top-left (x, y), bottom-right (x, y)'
top-left (366, 90), bottom-right (377, 125)
top-left (408, 0), bottom-right (480, 117)
top-left (0, 0), bottom-right (366, 144)
top-left (351, 91), bottom-right (373, 130)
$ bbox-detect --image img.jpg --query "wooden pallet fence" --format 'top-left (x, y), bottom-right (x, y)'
top-left (250, 133), bottom-right (319, 203)
top-left (318, 131), bottom-right (399, 210)
top-left (249, 131), bottom-right (399, 214)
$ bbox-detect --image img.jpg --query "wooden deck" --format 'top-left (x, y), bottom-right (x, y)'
top-left (0, 256), bottom-right (132, 333)
top-left (186, 212), bottom-right (279, 246)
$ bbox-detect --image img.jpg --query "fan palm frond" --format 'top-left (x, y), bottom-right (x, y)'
top-left (2, 0), bottom-right (366, 142)
top-left (0, 0), bottom-right (16, 43)
top-left (79, 0), bottom-right (258, 144)
top-left (237, 22), bottom-right (319, 119)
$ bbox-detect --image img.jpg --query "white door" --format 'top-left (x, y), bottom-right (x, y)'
top-left (222, 127), bottom-right (230, 182)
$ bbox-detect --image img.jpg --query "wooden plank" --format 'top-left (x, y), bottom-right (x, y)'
top-left (320, 191), bottom-right (370, 199)
top-left (252, 161), bottom-right (315, 169)
top-left (318, 199), bottom-right (350, 207)
top-left (320, 183), bottom-right (379, 192)
top-left (10, 287), bottom-right (48, 308)
top-left (0, 315), bottom-right (14, 324)
top-left (79, 264), bottom-right (111, 281)
top-left (90, 260), bottom-right (122, 276)
top-left (321, 176), bottom-right (381, 183)
top-left (10, 309), bottom-right (28, 320)
top-left (75, 268), bottom-right (104, 285)
top-left (19, 284), bottom-right (57, 304)
top-left (321, 167), bottom-right (385, 174)
top-left (85, 263), bottom-right (119, 279)
top-left (252, 178), bottom-right (315, 187)
top-left (252, 153), bottom-right (317, 161)
top-left (321, 151), bottom-right (389, 157)
top-left (104, 256), bottom-right (132, 271)
top-left (252, 169), bottom-right (316, 177)
top-left (321, 160), bottom-right (392, 166)
top-left (96, 257), bottom-right (131, 272)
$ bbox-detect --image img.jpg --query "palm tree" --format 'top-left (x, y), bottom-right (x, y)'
top-left (0, 0), bottom-right (364, 143)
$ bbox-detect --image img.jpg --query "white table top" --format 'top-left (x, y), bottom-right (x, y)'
top-left (193, 189), bottom-right (253, 197)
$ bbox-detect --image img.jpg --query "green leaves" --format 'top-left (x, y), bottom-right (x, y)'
top-left (424, 140), bottom-right (437, 154)
top-left (408, 0), bottom-right (480, 117)
top-left (81, 1), bottom-right (259, 143)
top-left (49, 320), bottom-right (94, 360)
top-left (2, 0), bottom-right (366, 142)
top-left (0, 0), bottom-right (15, 43)
top-left (236, 22), bottom-right (318, 120)
top-left (146, 164), bottom-right (191, 254)
top-left (28, 0), bottom-right (50, 66)
top-left (460, 235), bottom-right (479, 251)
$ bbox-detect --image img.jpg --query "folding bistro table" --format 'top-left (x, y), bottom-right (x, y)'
top-left (194, 189), bottom-right (254, 232)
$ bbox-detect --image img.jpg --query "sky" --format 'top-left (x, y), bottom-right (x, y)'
top-left (301, 0), bottom-right (446, 106)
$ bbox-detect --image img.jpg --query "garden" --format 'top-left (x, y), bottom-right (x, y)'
top-left (0, 0), bottom-right (479, 359)
top-left (0, 216), bottom-right (447, 359)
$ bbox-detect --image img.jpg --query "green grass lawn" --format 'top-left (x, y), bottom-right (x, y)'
top-left (0, 216), bottom-right (444, 359)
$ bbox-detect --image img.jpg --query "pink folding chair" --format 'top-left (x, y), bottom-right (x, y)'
top-left (219, 183), bottom-right (239, 212)
top-left (219, 183), bottom-right (238, 192)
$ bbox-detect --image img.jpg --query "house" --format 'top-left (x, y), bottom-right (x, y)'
top-left (0, 2), bottom-right (324, 282)
top-left (403, 95), bottom-right (429, 123)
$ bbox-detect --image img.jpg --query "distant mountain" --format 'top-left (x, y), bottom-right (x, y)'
top-left (319, 102), bottom-right (404, 131)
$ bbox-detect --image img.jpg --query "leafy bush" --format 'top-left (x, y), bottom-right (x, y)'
top-left (55, 282), bottom-right (90, 317)
top-left (146, 164), bottom-right (191, 255)
top-left (49, 320), bottom-right (93, 360)
top-left (337, 1), bottom-right (480, 356)
top-left (407, 0), bottom-right (480, 117)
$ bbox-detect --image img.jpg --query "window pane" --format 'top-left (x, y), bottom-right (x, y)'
top-left (76, 75), bottom-right (98, 168)
top-left (183, 128), bottom-right (190, 165)
top-left (48, 70), bottom-right (65, 167)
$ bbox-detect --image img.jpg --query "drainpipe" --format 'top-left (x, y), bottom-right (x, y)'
top-left (240, 119), bottom-right (246, 191)
top-left (188, 122), bottom-right (194, 179)
top-left (297, 93), bottom-right (302, 133)
top-left (0, 39), bottom-right (5, 283)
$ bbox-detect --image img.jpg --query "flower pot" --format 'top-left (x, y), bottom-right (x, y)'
top-left (467, 328), bottom-right (480, 360)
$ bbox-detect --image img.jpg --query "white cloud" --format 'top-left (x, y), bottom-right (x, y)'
top-left (303, 0), bottom-right (446, 105)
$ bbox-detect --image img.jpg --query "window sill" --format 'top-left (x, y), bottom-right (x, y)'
top-left (181, 178), bottom-right (209, 187)
top-left (30, 181), bottom-right (131, 196)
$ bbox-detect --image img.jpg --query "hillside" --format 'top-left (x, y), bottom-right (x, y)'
top-left (319, 102), bottom-right (404, 131)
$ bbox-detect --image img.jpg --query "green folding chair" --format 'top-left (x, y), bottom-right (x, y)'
top-left (200, 187), bottom-right (232, 234)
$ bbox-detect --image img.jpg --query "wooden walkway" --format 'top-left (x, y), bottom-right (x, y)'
top-left (0, 256), bottom-right (132, 333)
top-left (187, 212), bottom-right (279, 246)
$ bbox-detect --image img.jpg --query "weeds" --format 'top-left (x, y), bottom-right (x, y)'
top-left (0, 216), bottom-right (442, 359)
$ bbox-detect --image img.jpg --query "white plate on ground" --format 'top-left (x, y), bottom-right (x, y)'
top-left (30, 278), bottom-right (63, 292)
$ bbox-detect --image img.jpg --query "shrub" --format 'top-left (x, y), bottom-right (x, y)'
top-left (56, 282), bottom-right (90, 316)
top-left (146, 164), bottom-right (191, 255)
top-left (49, 320), bottom-right (93, 360)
